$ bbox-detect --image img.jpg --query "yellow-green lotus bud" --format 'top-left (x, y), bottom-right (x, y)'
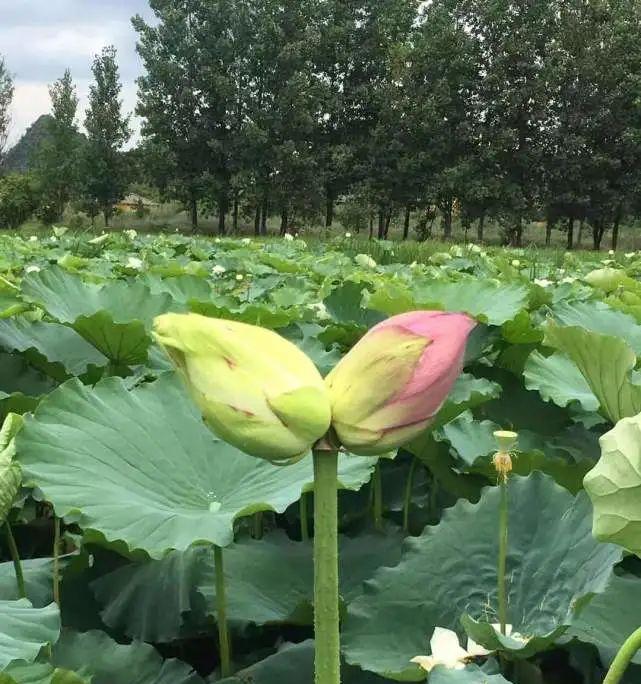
top-left (153, 313), bottom-right (332, 463)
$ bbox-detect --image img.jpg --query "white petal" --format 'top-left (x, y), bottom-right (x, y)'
top-left (466, 637), bottom-right (491, 657)
top-left (430, 627), bottom-right (468, 663)
top-left (410, 655), bottom-right (437, 672)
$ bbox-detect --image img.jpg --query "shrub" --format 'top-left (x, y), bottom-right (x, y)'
top-left (0, 173), bottom-right (39, 229)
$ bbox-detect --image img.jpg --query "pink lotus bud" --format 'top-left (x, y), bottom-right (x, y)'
top-left (325, 311), bottom-right (476, 455)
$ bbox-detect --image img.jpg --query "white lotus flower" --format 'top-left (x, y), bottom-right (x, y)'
top-left (411, 627), bottom-right (490, 673)
top-left (511, 259), bottom-right (521, 267)
top-left (29, 236), bottom-right (38, 242)
top-left (450, 245), bottom-right (463, 257)
top-left (125, 229), bottom-right (137, 240)
top-left (345, 232), bottom-right (352, 238)
top-left (126, 257), bottom-right (143, 270)
top-left (214, 238), bottom-right (222, 244)
top-left (625, 252), bottom-right (635, 259)
top-left (241, 238), bottom-right (251, 245)
top-left (469, 244), bottom-right (482, 253)
top-left (25, 265), bottom-right (40, 274)
top-left (534, 278), bottom-right (552, 287)
top-left (284, 233), bottom-right (294, 241)
top-left (355, 253), bottom-right (377, 269)
top-left (236, 274), bottom-right (244, 281)
top-left (609, 249), bottom-right (615, 255)
top-left (211, 265), bottom-right (226, 276)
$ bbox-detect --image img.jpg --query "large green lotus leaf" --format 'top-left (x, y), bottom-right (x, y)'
top-left (51, 630), bottom-right (204, 684)
top-left (342, 473), bottom-right (621, 679)
top-left (21, 268), bottom-right (173, 365)
top-left (323, 281), bottom-right (385, 328)
top-left (412, 280), bottom-right (528, 326)
top-left (0, 414), bottom-right (21, 522)
top-left (142, 274), bottom-right (212, 305)
top-left (90, 545), bottom-right (210, 642)
top-left (543, 322), bottom-right (641, 423)
top-left (0, 663), bottom-right (87, 684)
top-left (0, 599), bottom-right (60, 670)
top-left (0, 558), bottom-right (58, 607)
top-left (431, 374), bottom-right (501, 430)
top-left (569, 573), bottom-right (641, 666)
top-left (583, 413), bottom-right (641, 554)
top-left (0, 318), bottom-right (108, 378)
top-left (436, 412), bottom-right (594, 493)
top-left (549, 300), bottom-right (641, 354)
top-left (218, 640), bottom-right (394, 684)
top-left (523, 351), bottom-right (599, 412)
top-left (0, 354), bottom-right (56, 417)
top-left (16, 374), bottom-right (376, 557)
top-left (280, 323), bottom-right (343, 377)
top-left (91, 529), bottom-right (403, 640)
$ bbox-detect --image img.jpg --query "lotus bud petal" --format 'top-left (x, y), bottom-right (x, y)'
top-left (153, 313), bottom-right (332, 463)
top-left (325, 311), bottom-right (475, 455)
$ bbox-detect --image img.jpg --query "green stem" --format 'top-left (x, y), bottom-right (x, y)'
top-left (372, 461), bottom-right (383, 531)
top-left (498, 479), bottom-right (509, 635)
top-left (300, 492), bottom-right (310, 542)
top-left (5, 523), bottom-right (26, 599)
top-left (53, 517), bottom-right (61, 606)
top-left (214, 545), bottom-right (232, 677)
top-left (603, 625), bottom-right (641, 684)
top-left (402, 458), bottom-right (418, 533)
top-left (252, 511), bottom-right (263, 539)
top-left (313, 448), bottom-right (340, 684)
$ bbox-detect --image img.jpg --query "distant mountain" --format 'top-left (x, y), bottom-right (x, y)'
top-left (4, 115), bottom-right (86, 173)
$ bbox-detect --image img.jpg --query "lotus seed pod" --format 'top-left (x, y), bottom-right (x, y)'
top-left (325, 310), bottom-right (475, 455)
top-left (153, 313), bottom-right (332, 464)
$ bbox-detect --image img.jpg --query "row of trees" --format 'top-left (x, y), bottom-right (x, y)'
top-left (133, 0), bottom-right (641, 248)
top-left (0, 47), bottom-right (131, 227)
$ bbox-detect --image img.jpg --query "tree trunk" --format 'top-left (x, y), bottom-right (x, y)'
top-left (545, 220), bottom-right (552, 246)
top-left (477, 214), bottom-right (485, 242)
top-left (280, 206), bottom-right (289, 236)
top-left (104, 209), bottom-right (110, 227)
top-left (577, 219), bottom-right (584, 247)
top-left (253, 204), bottom-right (260, 236)
top-left (218, 203), bottom-right (226, 236)
top-left (190, 198), bottom-right (198, 231)
top-left (383, 208), bottom-right (392, 239)
top-left (612, 214), bottom-right (621, 251)
top-left (593, 220), bottom-right (604, 251)
top-left (260, 196), bottom-right (268, 235)
top-left (377, 209), bottom-right (385, 239)
top-left (402, 205), bottom-right (411, 240)
top-left (369, 212), bottom-right (374, 239)
top-left (325, 194), bottom-right (334, 228)
top-left (232, 190), bottom-right (239, 234)
top-left (566, 217), bottom-right (574, 251)
top-left (514, 217), bottom-right (523, 247)
top-left (442, 200), bottom-right (452, 239)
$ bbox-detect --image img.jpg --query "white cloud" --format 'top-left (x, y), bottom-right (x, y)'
top-left (1, 0), bottom-right (153, 147)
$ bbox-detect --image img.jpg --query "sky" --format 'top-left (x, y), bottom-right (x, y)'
top-left (0, 0), bottom-right (156, 147)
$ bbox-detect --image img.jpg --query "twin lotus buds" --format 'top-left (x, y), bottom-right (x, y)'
top-left (153, 310), bottom-right (476, 462)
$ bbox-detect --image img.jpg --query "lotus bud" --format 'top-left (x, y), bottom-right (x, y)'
top-left (153, 313), bottom-right (332, 464)
top-left (325, 310), bottom-right (476, 455)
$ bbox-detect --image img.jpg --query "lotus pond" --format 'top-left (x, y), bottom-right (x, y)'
top-left (0, 229), bottom-right (640, 684)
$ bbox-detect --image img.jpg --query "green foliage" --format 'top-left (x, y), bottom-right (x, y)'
top-left (0, 175), bottom-right (38, 229)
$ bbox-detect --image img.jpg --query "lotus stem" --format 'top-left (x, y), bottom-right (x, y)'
top-left (214, 544), bottom-right (232, 677)
top-left (53, 517), bottom-right (61, 605)
top-left (372, 461), bottom-right (383, 531)
top-left (402, 457), bottom-right (418, 533)
top-left (5, 523), bottom-right (25, 599)
top-left (313, 447), bottom-right (340, 684)
top-left (497, 478), bottom-right (508, 635)
top-left (603, 625), bottom-right (641, 684)
top-left (300, 492), bottom-right (310, 542)
top-left (252, 511), bottom-right (263, 539)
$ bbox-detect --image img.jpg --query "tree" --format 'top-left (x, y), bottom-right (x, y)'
top-left (0, 55), bottom-right (14, 171)
top-left (35, 70), bottom-right (81, 222)
top-left (82, 46), bottom-right (131, 226)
